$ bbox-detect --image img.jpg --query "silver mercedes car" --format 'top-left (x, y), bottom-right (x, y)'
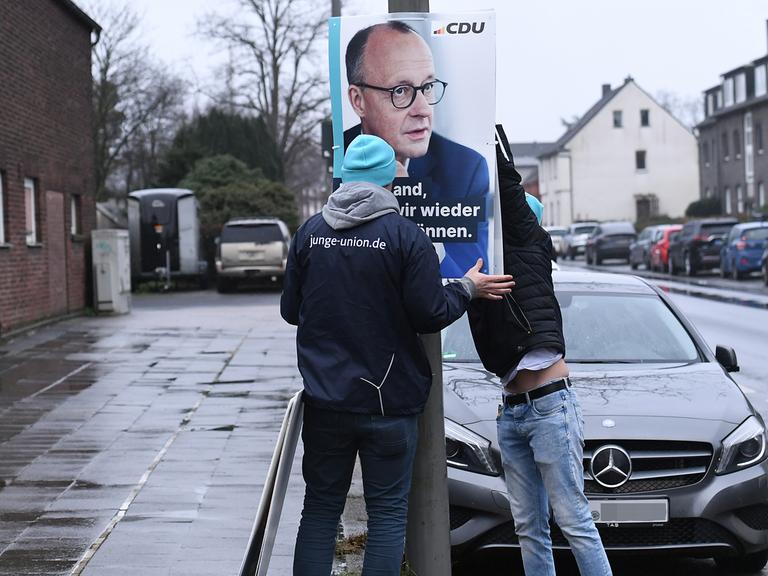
top-left (442, 270), bottom-right (768, 573)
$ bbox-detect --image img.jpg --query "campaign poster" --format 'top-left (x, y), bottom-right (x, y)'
top-left (328, 12), bottom-right (498, 278)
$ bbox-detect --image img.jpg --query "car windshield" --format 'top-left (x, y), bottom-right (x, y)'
top-left (744, 228), bottom-right (768, 241)
top-left (573, 226), bottom-right (596, 235)
top-left (221, 224), bottom-right (283, 243)
top-left (548, 229), bottom-right (567, 236)
top-left (442, 292), bottom-right (700, 364)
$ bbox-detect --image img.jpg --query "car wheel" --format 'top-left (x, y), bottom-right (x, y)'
top-left (630, 259), bottom-right (638, 270)
top-left (719, 261), bottom-right (727, 278)
top-left (732, 262), bottom-right (743, 281)
top-left (668, 256), bottom-right (676, 276)
top-left (685, 253), bottom-right (697, 276)
top-left (764, 263), bottom-right (768, 286)
top-left (595, 253), bottom-right (603, 266)
top-left (715, 550), bottom-right (768, 573)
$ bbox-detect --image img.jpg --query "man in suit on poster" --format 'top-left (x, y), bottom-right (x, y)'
top-left (343, 21), bottom-right (490, 277)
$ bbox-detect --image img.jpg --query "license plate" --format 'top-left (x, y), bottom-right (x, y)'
top-left (588, 499), bottom-right (668, 524)
top-left (239, 250), bottom-right (263, 260)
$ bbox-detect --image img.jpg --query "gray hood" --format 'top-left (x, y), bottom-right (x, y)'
top-left (322, 181), bottom-right (400, 230)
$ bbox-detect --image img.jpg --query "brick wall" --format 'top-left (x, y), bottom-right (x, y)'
top-left (0, 0), bottom-right (97, 335)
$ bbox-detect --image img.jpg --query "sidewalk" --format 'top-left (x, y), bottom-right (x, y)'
top-left (0, 291), bottom-right (307, 575)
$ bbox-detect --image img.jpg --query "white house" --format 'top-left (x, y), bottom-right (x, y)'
top-left (538, 78), bottom-right (700, 226)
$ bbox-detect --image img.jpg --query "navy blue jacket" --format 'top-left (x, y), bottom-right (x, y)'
top-left (281, 210), bottom-right (470, 416)
top-left (344, 126), bottom-right (489, 277)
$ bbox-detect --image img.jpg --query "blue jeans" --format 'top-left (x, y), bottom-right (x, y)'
top-left (293, 404), bottom-right (419, 576)
top-left (497, 387), bottom-right (612, 576)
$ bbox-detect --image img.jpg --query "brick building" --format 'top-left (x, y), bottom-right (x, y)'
top-left (0, 0), bottom-right (100, 336)
top-left (697, 25), bottom-right (768, 215)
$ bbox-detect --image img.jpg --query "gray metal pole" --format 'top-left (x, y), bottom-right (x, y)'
top-left (332, 0), bottom-right (341, 17)
top-left (385, 4), bottom-right (452, 575)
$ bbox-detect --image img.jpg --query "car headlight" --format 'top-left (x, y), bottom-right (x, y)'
top-left (444, 418), bottom-right (500, 476)
top-left (716, 416), bottom-right (767, 475)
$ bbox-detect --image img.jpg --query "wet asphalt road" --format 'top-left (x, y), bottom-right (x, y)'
top-left (1, 283), bottom-right (767, 575)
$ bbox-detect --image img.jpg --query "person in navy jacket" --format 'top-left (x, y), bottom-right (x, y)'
top-left (282, 135), bottom-right (513, 575)
top-left (343, 21), bottom-right (489, 278)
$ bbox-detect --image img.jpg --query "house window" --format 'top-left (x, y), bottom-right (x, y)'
top-left (706, 94), bottom-right (714, 116)
top-left (613, 110), bottom-right (623, 128)
top-left (70, 195), bottom-right (82, 236)
top-left (704, 187), bottom-right (710, 199)
top-left (759, 182), bottom-right (766, 208)
top-left (723, 77), bottom-right (734, 107)
top-left (640, 109), bottom-right (650, 127)
top-left (733, 130), bottom-right (741, 158)
top-left (716, 90), bottom-right (723, 109)
top-left (725, 187), bottom-right (732, 214)
top-left (703, 141), bottom-right (710, 166)
top-left (24, 177), bottom-right (39, 246)
top-left (0, 172), bottom-right (6, 244)
top-left (736, 185), bottom-right (744, 214)
top-left (635, 150), bottom-right (647, 171)
top-left (734, 73), bottom-right (747, 104)
top-left (722, 132), bottom-right (730, 160)
top-left (757, 121), bottom-right (764, 153)
top-left (757, 64), bottom-right (768, 97)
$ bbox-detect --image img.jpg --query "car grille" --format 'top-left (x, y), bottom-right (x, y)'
top-left (735, 504), bottom-right (768, 530)
top-left (449, 506), bottom-right (476, 530)
top-left (474, 518), bottom-right (739, 551)
top-left (583, 440), bottom-right (713, 495)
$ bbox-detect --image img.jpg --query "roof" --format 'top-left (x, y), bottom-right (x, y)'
top-left (56, 0), bottom-right (101, 32)
top-left (128, 188), bottom-right (194, 199)
top-left (509, 142), bottom-right (555, 159)
top-left (538, 82), bottom-right (624, 158)
top-left (553, 270), bottom-right (656, 295)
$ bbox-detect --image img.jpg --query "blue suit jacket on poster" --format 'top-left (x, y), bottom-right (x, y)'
top-left (344, 125), bottom-right (490, 277)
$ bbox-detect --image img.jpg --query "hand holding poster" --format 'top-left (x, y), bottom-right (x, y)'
top-left (328, 11), bottom-right (498, 278)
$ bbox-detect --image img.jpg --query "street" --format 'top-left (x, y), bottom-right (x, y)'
top-left (1, 283), bottom-right (767, 575)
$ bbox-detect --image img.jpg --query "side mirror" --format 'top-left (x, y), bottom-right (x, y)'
top-left (715, 345), bottom-right (739, 373)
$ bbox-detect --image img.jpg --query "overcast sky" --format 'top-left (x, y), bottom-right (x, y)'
top-left (125, 0), bottom-right (768, 142)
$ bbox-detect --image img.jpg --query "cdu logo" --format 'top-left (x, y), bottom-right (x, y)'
top-left (432, 21), bottom-right (486, 36)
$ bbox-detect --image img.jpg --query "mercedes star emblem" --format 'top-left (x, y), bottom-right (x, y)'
top-left (590, 444), bottom-right (632, 488)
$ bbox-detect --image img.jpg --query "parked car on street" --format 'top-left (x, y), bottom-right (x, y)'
top-left (563, 221), bottom-right (599, 259)
top-left (442, 270), bottom-right (768, 573)
top-left (629, 224), bottom-right (671, 270)
top-left (544, 226), bottom-right (569, 257)
top-left (584, 221), bottom-right (637, 265)
top-left (649, 224), bottom-right (683, 272)
top-left (667, 218), bottom-right (738, 276)
top-left (215, 218), bottom-right (290, 292)
top-left (763, 246), bottom-right (768, 286)
top-left (719, 222), bottom-right (768, 280)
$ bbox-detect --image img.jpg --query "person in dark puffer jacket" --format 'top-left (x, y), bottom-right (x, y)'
top-left (468, 130), bottom-right (612, 576)
top-left (282, 134), bottom-right (514, 576)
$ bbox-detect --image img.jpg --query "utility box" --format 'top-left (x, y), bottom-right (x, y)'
top-left (92, 229), bottom-right (131, 314)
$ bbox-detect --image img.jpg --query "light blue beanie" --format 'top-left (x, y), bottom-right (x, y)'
top-left (525, 192), bottom-right (544, 224)
top-left (342, 135), bottom-right (397, 186)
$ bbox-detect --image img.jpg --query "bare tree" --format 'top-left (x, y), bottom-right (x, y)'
top-left (91, 4), bottom-right (186, 199)
top-left (199, 0), bottom-right (330, 184)
top-left (655, 90), bottom-right (704, 131)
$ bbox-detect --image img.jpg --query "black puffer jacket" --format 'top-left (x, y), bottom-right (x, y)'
top-left (467, 147), bottom-right (565, 378)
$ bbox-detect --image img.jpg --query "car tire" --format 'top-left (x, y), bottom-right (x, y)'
top-left (668, 257), bottom-right (676, 276)
top-left (715, 550), bottom-right (768, 573)
top-left (630, 260), bottom-right (638, 270)
top-left (763, 263), bottom-right (768, 286)
top-left (685, 253), bottom-right (697, 277)
top-left (595, 253), bottom-right (603, 266)
top-left (732, 262), bottom-right (744, 281)
top-left (719, 261), bottom-right (727, 278)
top-left (216, 278), bottom-right (233, 294)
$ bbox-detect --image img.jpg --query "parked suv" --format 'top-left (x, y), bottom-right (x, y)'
top-left (668, 218), bottom-right (738, 276)
top-left (563, 221), bottom-right (599, 259)
top-left (215, 218), bottom-right (290, 292)
top-left (585, 221), bottom-right (637, 265)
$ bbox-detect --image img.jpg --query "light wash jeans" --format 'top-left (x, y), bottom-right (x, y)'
top-left (293, 404), bottom-right (419, 576)
top-left (497, 386), bottom-right (612, 576)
